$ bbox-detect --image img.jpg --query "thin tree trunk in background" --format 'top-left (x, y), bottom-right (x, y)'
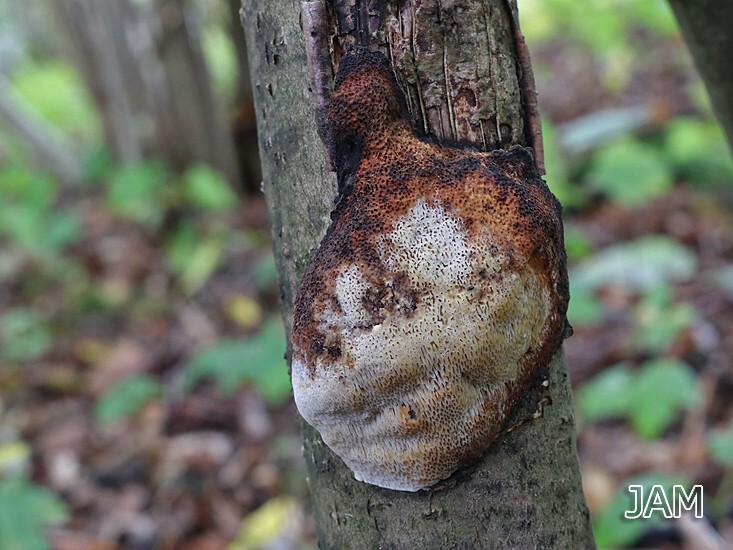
top-left (240, 0), bottom-right (594, 547)
top-left (155, 0), bottom-right (240, 183)
top-left (50, 0), bottom-right (240, 183)
top-left (227, 0), bottom-right (262, 194)
top-left (52, 0), bottom-right (144, 163)
top-left (669, 0), bottom-right (733, 154)
top-left (226, 0), bottom-right (254, 109)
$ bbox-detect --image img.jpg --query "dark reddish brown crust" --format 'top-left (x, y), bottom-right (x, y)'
top-left (292, 49), bottom-right (568, 453)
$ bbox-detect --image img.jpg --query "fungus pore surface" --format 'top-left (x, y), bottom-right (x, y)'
top-left (291, 48), bottom-right (569, 492)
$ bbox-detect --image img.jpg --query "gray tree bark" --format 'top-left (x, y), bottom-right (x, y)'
top-left (668, 0), bottom-right (733, 154)
top-left (240, 0), bottom-right (594, 547)
top-left (50, 0), bottom-right (240, 182)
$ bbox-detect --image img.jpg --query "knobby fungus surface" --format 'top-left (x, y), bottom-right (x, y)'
top-left (291, 48), bottom-right (569, 492)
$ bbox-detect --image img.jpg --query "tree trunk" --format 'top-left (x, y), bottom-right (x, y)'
top-left (50, 0), bottom-right (240, 183)
top-left (240, 1), bottom-right (595, 547)
top-left (668, 0), bottom-right (733, 154)
top-left (154, 0), bottom-right (240, 183)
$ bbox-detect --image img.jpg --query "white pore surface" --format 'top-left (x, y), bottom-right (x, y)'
top-left (292, 199), bottom-right (549, 491)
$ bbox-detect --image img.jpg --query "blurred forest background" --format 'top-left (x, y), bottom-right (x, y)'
top-left (0, 0), bottom-right (731, 549)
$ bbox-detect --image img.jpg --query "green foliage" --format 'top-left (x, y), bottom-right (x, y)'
top-left (106, 161), bottom-right (169, 227)
top-left (563, 224), bottom-right (593, 262)
top-left (566, 283), bottom-right (604, 328)
top-left (251, 253), bottom-right (279, 292)
top-left (592, 473), bottom-right (686, 549)
top-left (105, 162), bottom-right (239, 294)
top-left (631, 284), bottom-right (696, 353)
top-left (0, 167), bottom-right (81, 257)
top-left (0, 476), bottom-right (68, 550)
top-left (95, 374), bottom-right (163, 424)
top-left (82, 146), bottom-right (114, 184)
top-left (10, 60), bottom-right (99, 141)
top-left (713, 264), bottom-right (733, 296)
top-left (542, 119), bottom-right (588, 209)
top-left (184, 317), bottom-right (290, 404)
top-left (0, 309), bottom-right (52, 362)
top-left (578, 363), bottom-right (634, 421)
top-left (630, 359), bottom-right (699, 438)
top-left (231, 496), bottom-right (299, 550)
top-left (586, 140), bottom-right (673, 206)
top-left (572, 236), bottom-right (697, 293)
top-left (0, 441), bottom-right (31, 477)
top-left (522, 0), bottom-right (677, 54)
top-left (577, 359), bottom-right (698, 439)
top-left (708, 421), bottom-right (733, 466)
top-left (166, 221), bottom-right (200, 274)
top-left (202, 26), bottom-right (238, 100)
top-left (166, 224), bottom-right (227, 295)
top-left (664, 118), bottom-right (733, 186)
top-left (183, 164), bottom-right (237, 211)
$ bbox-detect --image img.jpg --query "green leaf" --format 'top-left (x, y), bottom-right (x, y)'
top-left (82, 146), bottom-right (113, 184)
top-left (631, 285), bottom-right (697, 353)
top-left (106, 161), bottom-right (168, 226)
top-left (183, 164), bottom-right (237, 211)
top-left (593, 473), bottom-right (686, 549)
top-left (95, 375), bottom-right (162, 424)
top-left (230, 496), bottom-right (298, 550)
top-left (630, 1), bottom-right (678, 35)
top-left (202, 27), bottom-right (238, 99)
top-left (166, 222), bottom-right (200, 275)
top-left (0, 441), bottom-right (31, 477)
top-left (43, 211), bottom-right (82, 253)
top-left (587, 140), bottom-right (673, 206)
top-left (0, 167), bottom-right (56, 209)
top-left (664, 118), bottom-right (733, 186)
top-left (628, 359), bottom-right (698, 439)
top-left (184, 317), bottom-right (289, 403)
top-left (10, 61), bottom-right (99, 141)
top-left (577, 359), bottom-right (698, 440)
top-left (708, 422), bottom-right (733, 466)
top-left (567, 281), bottom-right (604, 328)
top-left (564, 224), bottom-right (593, 262)
top-left (572, 236), bottom-right (697, 293)
top-left (541, 118), bottom-right (588, 209)
top-left (0, 168), bottom-right (80, 255)
top-left (0, 476), bottom-right (68, 550)
top-left (178, 231), bottom-right (226, 295)
top-left (577, 363), bottom-right (633, 422)
top-left (0, 309), bottom-right (52, 362)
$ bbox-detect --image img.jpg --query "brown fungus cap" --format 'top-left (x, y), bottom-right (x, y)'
top-left (291, 48), bottom-right (569, 492)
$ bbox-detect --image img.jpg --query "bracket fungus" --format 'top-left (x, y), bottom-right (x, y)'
top-left (291, 48), bottom-right (569, 492)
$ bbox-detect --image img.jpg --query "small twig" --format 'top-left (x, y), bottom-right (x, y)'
top-left (302, 1), bottom-right (334, 152)
top-left (503, 394), bottom-right (552, 436)
top-left (677, 514), bottom-right (729, 550)
top-left (501, 0), bottom-right (545, 175)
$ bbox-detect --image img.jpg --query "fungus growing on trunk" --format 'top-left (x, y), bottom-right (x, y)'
top-left (291, 48), bottom-right (569, 492)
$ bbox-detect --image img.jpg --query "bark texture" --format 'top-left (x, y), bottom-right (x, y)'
top-left (669, 0), bottom-right (733, 154)
top-left (240, 0), bottom-right (594, 547)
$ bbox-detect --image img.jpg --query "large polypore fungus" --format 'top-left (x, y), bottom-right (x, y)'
top-left (291, 48), bottom-right (569, 492)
